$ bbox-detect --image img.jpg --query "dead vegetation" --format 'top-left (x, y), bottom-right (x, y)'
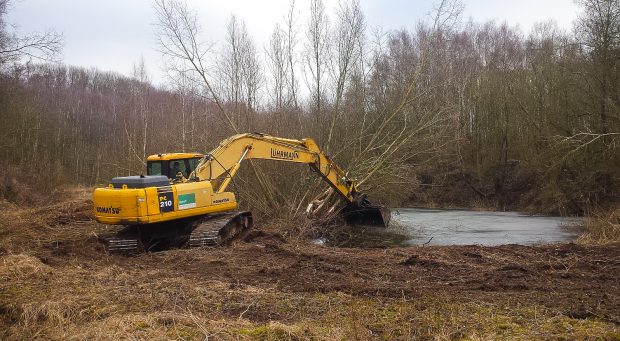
top-left (0, 188), bottom-right (618, 340)
top-left (580, 207), bottom-right (620, 243)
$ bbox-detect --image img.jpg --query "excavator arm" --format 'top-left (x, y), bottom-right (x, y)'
top-left (191, 133), bottom-right (390, 226)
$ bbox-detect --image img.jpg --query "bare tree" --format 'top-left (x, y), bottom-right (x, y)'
top-left (155, 0), bottom-right (281, 211)
top-left (352, 0), bottom-right (465, 184)
top-left (304, 0), bottom-right (330, 130)
top-left (575, 0), bottom-right (620, 134)
top-left (131, 56), bottom-right (150, 161)
top-left (153, 0), bottom-right (238, 133)
top-left (217, 15), bottom-right (262, 128)
top-left (0, 0), bottom-right (63, 67)
top-left (264, 1), bottom-right (302, 134)
top-left (266, 23), bottom-right (288, 110)
top-left (432, 0), bottom-right (464, 32)
top-left (325, 0), bottom-right (365, 151)
top-left (284, 0), bottom-right (300, 108)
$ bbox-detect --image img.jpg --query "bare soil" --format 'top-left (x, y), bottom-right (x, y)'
top-left (0, 188), bottom-right (618, 340)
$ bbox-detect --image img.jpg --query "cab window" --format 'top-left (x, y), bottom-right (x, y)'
top-left (188, 157), bottom-right (202, 174)
top-left (169, 160), bottom-right (188, 178)
top-left (147, 161), bottom-right (162, 176)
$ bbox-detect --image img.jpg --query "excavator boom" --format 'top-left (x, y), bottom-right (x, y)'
top-left (194, 134), bottom-right (355, 200)
top-left (192, 133), bottom-right (390, 226)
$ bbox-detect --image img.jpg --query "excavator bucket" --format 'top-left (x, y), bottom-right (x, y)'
top-left (342, 194), bottom-right (391, 227)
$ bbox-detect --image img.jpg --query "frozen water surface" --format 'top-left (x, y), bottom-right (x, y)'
top-left (388, 208), bottom-right (584, 246)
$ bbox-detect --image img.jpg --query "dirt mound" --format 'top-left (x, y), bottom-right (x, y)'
top-left (0, 165), bottom-right (65, 206)
top-left (31, 189), bottom-right (94, 227)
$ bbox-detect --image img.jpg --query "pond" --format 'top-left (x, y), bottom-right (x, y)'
top-left (389, 208), bottom-right (584, 246)
top-left (321, 208), bottom-right (585, 248)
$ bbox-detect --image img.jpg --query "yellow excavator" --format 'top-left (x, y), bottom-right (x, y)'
top-left (93, 133), bottom-right (390, 252)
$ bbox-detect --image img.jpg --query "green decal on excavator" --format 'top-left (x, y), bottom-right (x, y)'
top-left (178, 193), bottom-right (196, 210)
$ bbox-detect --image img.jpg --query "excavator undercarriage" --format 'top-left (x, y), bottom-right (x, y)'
top-left (102, 211), bottom-right (253, 253)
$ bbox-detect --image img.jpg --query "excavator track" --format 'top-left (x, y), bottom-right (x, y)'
top-left (101, 227), bottom-right (142, 254)
top-left (101, 211), bottom-right (253, 254)
top-left (106, 236), bottom-right (140, 253)
top-left (189, 211), bottom-right (253, 247)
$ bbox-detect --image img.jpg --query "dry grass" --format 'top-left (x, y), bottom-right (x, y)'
top-left (2, 262), bottom-right (618, 341)
top-left (0, 187), bottom-right (619, 340)
top-left (580, 207), bottom-right (620, 243)
top-left (0, 254), bottom-right (52, 280)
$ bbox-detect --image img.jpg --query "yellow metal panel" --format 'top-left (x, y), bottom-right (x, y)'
top-left (173, 182), bottom-right (212, 209)
top-left (211, 192), bottom-right (235, 207)
top-left (93, 188), bottom-right (147, 224)
top-left (145, 187), bottom-right (159, 214)
top-left (147, 153), bottom-right (203, 161)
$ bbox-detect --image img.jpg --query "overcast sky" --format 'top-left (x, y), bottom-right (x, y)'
top-left (7, 0), bottom-right (581, 85)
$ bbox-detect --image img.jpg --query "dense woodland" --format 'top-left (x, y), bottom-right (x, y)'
top-left (0, 0), bottom-right (619, 218)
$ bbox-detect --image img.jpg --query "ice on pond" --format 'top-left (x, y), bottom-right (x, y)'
top-left (389, 208), bottom-right (584, 246)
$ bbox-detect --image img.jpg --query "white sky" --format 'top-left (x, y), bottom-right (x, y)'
top-left (7, 0), bottom-right (581, 85)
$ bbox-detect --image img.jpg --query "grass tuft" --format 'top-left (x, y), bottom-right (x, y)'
top-left (580, 207), bottom-right (620, 243)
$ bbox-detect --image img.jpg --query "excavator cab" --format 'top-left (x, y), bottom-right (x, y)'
top-left (146, 153), bottom-right (204, 179)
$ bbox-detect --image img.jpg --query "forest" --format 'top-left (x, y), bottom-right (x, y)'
top-left (0, 0), bottom-right (618, 226)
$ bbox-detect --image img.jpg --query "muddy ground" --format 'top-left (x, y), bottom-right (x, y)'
top-left (0, 189), bottom-right (619, 340)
